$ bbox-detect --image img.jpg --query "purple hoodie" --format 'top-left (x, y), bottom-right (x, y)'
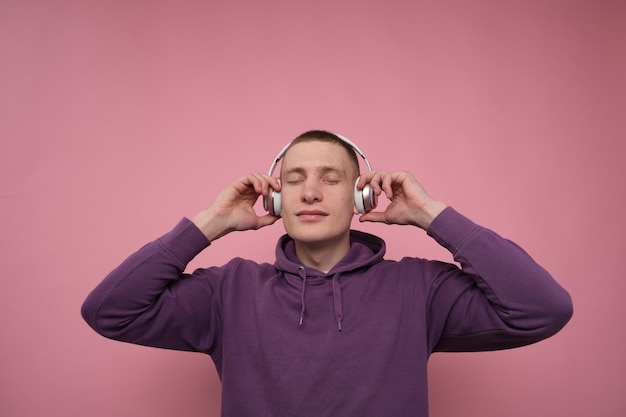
top-left (82, 207), bottom-right (572, 417)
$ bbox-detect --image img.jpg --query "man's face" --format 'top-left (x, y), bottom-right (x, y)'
top-left (280, 140), bottom-right (358, 246)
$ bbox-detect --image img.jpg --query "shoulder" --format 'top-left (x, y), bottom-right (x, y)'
top-left (192, 257), bottom-right (278, 285)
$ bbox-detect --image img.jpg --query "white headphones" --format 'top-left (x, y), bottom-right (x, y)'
top-left (263, 132), bottom-right (377, 217)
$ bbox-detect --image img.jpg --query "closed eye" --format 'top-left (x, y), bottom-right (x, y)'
top-left (285, 175), bottom-right (305, 185)
top-left (322, 177), bottom-right (340, 184)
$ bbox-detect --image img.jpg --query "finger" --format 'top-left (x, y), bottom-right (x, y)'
top-left (248, 173), bottom-right (279, 197)
top-left (229, 175), bottom-right (256, 197)
top-left (361, 170), bottom-right (384, 195)
top-left (263, 173), bottom-right (281, 192)
top-left (256, 173), bottom-right (282, 195)
top-left (379, 172), bottom-right (397, 200)
top-left (356, 171), bottom-right (371, 190)
top-left (250, 173), bottom-right (269, 196)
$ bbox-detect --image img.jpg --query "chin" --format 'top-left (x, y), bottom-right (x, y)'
top-left (283, 212), bottom-right (353, 242)
top-left (284, 225), bottom-right (347, 245)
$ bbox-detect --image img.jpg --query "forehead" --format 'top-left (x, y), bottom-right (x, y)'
top-left (281, 140), bottom-right (356, 172)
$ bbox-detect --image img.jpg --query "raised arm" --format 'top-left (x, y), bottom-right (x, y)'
top-left (81, 173), bottom-right (280, 352)
top-left (358, 170), bottom-right (573, 351)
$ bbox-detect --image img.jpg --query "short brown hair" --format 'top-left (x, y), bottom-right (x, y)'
top-left (285, 130), bottom-right (360, 177)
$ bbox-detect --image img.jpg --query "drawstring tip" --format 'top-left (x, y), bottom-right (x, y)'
top-left (337, 321), bottom-right (342, 332)
top-left (299, 316), bottom-right (304, 326)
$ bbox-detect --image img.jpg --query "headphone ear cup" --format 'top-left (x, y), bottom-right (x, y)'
top-left (354, 177), bottom-right (377, 214)
top-left (362, 183), bottom-right (376, 213)
top-left (272, 189), bottom-right (282, 217)
top-left (264, 180), bottom-right (282, 217)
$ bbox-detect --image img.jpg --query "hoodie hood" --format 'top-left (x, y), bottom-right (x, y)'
top-left (274, 230), bottom-right (386, 330)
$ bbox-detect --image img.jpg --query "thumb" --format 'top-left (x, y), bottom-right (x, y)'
top-left (358, 211), bottom-right (387, 224)
top-left (256, 213), bottom-right (281, 229)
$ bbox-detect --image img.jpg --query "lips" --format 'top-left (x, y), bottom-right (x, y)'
top-left (296, 210), bottom-right (328, 219)
top-left (297, 210), bottom-right (327, 215)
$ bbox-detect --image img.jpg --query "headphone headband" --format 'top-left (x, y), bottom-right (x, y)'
top-left (267, 132), bottom-right (373, 176)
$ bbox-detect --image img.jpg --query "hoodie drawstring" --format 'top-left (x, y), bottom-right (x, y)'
top-left (298, 267), bottom-right (306, 326)
top-left (332, 274), bottom-right (344, 331)
top-left (296, 268), bottom-right (344, 331)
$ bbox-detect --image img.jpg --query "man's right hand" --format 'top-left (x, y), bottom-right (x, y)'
top-left (192, 173), bottom-right (281, 241)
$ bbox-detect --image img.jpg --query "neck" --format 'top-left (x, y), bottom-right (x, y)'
top-left (294, 234), bottom-right (351, 272)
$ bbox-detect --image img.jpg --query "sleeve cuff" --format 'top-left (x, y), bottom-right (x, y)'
top-left (157, 218), bottom-right (212, 266)
top-left (426, 207), bottom-right (482, 255)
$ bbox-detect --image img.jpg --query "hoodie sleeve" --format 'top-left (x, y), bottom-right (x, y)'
top-left (81, 218), bottom-right (220, 354)
top-left (425, 207), bottom-right (573, 352)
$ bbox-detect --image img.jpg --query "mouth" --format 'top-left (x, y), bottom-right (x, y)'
top-left (296, 210), bottom-right (328, 220)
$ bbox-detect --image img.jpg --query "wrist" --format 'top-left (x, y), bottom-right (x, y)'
top-left (417, 200), bottom-right (448, 230)
top-left (191, 208), bottom-right (233, 241)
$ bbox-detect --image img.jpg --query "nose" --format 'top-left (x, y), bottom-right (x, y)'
top-left (301, 177), bottom-right (322, 204)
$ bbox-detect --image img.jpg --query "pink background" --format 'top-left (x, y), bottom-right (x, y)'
top-left (1, 1), bottom-right (624, 416)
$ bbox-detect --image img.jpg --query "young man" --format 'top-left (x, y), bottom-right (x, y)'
top-left (82, 130), bottom-right (573, 417)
